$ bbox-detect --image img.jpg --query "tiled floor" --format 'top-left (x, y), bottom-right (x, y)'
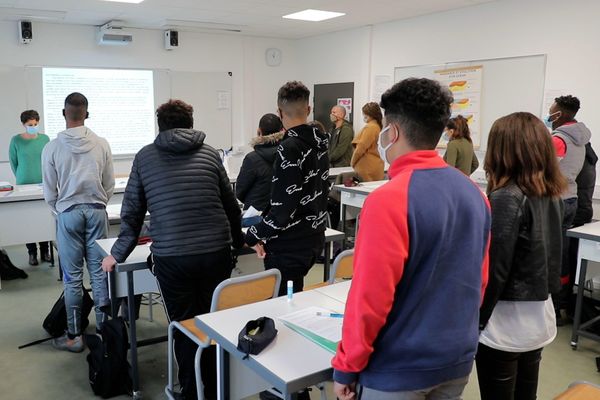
top-left (1, 245), bottom-right (599, 399)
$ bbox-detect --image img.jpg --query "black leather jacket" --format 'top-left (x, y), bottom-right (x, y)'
top-left (479, 183), bottom-right (564, 329)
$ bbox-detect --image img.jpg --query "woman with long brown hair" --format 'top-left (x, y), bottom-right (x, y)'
top-left (350, 102), bottom-right (385, 181)
top-left (443, 115), bottom-right (479, 175)
top-left (476, 112), bottom-right (566, 400)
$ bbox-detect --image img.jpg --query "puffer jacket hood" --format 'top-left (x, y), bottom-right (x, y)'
top-left (57, 126), bottom-right (101, 154)
top-left (250, 131), bottom-right (285, 147)
top-left (253, 132), bottom-right (284, 166)
top-left (154, 128), bottom-right (206, 153)
top-left (555, 122), bottom-right (592, 146)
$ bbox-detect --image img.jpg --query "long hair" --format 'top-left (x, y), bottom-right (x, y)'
top-left (484, 112), bottom-right (566, 197)
top-left (362, 102), bottom-right (383, 128)
top-left (446, 115), bottom-right (472, 142)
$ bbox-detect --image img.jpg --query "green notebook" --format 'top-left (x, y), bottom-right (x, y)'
top-left (282, 321), bottom-right (339, 354)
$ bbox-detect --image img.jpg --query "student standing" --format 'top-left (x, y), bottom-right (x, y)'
top-left (477, 112), bottom-right (565, 400)
top-left (102, 99), bottom-right (243, 400)
top-left (42, 93), bottom-right (114, 352)
top-left (351, 102), bottom-right (384, 181)
top-left (443, 115), bottom-right (479, 176)
top-left (9, 110), bottom-right (50, 265)
top-left (329, 105), bottom-right (354, 167)
top-left (333, 78), bottom-right (490, 400)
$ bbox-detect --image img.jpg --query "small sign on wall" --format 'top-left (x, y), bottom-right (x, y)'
top-left (337, 98), bottom-right (352, 116)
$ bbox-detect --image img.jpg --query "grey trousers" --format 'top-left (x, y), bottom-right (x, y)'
top-left (360, 376), bottom-right (469, 400)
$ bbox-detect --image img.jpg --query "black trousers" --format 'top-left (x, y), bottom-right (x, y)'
top-left (555, 198), bottom-right (578, 310)
top-left (154, 248), bottom-right (232, 400)
top-left (264, 235), bottom-right (324, 296)
top-left (26, 241), bottom-right (49, 256)
top-left (476, 343), bottom-right (543, 400)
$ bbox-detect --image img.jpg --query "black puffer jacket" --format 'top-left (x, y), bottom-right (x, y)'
top-left (573, 143), bottom-right (598, 227)
top-left (479, 183), bottom-right (564, 329)
top-left (111, 128), bottom-right (243, 262)
top-left (236, 132), bottom-right (284, 211)
top-left (245, 124), bottom-right (330, 246)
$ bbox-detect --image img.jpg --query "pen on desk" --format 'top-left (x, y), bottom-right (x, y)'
top-left (316, 312), bottom-right (344, 318)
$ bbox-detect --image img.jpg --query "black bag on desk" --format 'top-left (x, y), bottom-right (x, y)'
top-left (86, 317), bottom-right (132, 398)
top-left (237, 317), bottom-right (277, 359)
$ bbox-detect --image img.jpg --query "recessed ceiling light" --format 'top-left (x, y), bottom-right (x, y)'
top-left (282, 9), bottom-right (345, 22)
top-left (102, 0), bottom-right (145, 4)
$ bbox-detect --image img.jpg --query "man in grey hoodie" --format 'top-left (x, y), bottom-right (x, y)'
top-left (42, 92), bottom-right (114, 352)
top-left (546, 95), bottom-right (592, 323)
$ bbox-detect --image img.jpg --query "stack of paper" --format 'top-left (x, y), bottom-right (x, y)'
top-left (278, 306), bottom-right (343, 354)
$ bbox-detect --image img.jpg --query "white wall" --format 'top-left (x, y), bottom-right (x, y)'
top-left (0, 21), bottom-right (298, 181)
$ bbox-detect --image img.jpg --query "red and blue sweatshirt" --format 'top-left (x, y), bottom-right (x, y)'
top-left (332, 150), bottom-right (490, 391)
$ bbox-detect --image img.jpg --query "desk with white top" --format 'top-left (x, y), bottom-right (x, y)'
top-left (195, 282), bottom-right (350, 400)
top-left (567, 221), bottom-right (600, 349)
top-left (0, 179), bottom-right (128, 247)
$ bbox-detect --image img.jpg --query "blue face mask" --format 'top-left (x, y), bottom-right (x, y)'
top-left (25, 125), bottom-right (39, 135)
top-left (543, 111), bottom-right (560, 129)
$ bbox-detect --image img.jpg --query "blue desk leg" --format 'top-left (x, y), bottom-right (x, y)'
top-left (127, 270), bottom-right (142, 399)
top-left (571, 258), bottom-right (588, 350)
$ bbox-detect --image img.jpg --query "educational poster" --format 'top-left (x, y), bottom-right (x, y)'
top-left (337, 98), bottom-right (352, 116)
top-left (434, 65), bottom-right (483, 149)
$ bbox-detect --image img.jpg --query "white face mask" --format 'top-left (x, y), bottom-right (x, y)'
top-left (363, 115), bottom-right (369, 123)
top-left (377, 125), bottom-right (393, 163)
top-left (330, 113), bottom-right (338, 123)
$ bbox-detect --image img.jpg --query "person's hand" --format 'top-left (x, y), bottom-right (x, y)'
top-left (252, 242), bottom-right (266, 259)
top-left (333, 381), bottom-right (357, 400)
top-left (101, 255), bottom-right (117, 272)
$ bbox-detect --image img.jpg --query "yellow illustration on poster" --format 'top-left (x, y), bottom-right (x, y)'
top-left (434, 65), bottom-right (482, 149)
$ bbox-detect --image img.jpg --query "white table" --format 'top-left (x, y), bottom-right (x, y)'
top-left (0, 179), bottom-right (127, 247)
top-left (195, 283), bottom-right (350, 400)
top-left (567, 222), bottom-right (600, 349)
top-left (314, 280), bottom-right (351, 303)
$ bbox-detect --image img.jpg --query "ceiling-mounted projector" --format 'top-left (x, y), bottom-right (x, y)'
top-left (97, 21), bottom-right (133, 46)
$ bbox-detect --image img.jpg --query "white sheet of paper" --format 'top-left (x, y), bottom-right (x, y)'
top-left (278, 306), bottom-right (343, 342)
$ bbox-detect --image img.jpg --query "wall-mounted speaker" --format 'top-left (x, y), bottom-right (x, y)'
top-left (19, 20), bottom-right (32, 44)
top-left (164, 30), bottom-right (178, 50)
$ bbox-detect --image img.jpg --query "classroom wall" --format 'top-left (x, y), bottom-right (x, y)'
top-left (0, 21), bottom-right (298, 182)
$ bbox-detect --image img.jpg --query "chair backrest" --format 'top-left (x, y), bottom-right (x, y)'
top-left (329, 249), bottom-right (354, 284)
top-left (554, 381), bottom-right (600, 399)
top-left (210, 269), bottom-right (281, 312)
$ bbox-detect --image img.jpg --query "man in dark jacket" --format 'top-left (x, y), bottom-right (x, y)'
top-left (329, 105), bottom-right (354, 167)
top-left (245, 81), bottom-right (330, 295)
top-left (236, 113), bottom-right (284, 216)
top-left (102, 99), bottom-right (243, 400)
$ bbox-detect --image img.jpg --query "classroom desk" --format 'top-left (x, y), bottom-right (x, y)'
top-left (195, 283), bottom-right (350, 400)
top-left (314, 279), bottom-right (351, 303)
top-left (567, 222), bottom-right (600, 349)
top-left (0, 179), bottom-right (127, 247)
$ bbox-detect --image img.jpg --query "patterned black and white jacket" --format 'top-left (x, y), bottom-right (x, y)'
top-left (245, 124), bottom-right (330, 246)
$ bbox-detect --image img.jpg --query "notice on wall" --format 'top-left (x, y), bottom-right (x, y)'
top-left (217, 90), bottom-right (231, 110)
top-left (434, 65), bottom-right (483, 149)
top-left (337, 98), bottom-right (352, 117)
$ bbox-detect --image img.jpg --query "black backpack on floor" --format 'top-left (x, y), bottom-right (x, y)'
top-left (86, 317), bottom-right (132, 398)
top-left (0, 249), bottom-right (28, 280)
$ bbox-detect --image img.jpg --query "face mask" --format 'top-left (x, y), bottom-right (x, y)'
top-left (25, 125), bottom-right (39, 135)
top-left (544, 111), bottom-right (560, 129)
top-left (363, 116), bottom-right (369, 123)
top-left (442, 132), bottom-right (450, 141)
top-left (330, 114), bottom-right (338, 123)
top-left (377, 125), bottom-right (393, 163)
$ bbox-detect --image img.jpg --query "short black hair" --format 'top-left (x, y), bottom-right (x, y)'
top-left (156, 99), bottom-right (194, 132)
top-left (380, 78), bottom-right (453, 150)
top-left (258, 113), bottom-right (283, 135)
top-left (20, 110), bottom-right (39, 124)
top-left (64, 92), bottom-right (89, 121)
top-left (555, 95), bottom-right (580, 118)
top-left (277, 81), bottom-right (310, 118)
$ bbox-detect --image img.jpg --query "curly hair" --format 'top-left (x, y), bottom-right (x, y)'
top-left (446, 115), bottom-right (472, 142)
top-left (277, 81), bottom-right (310, 118)
top-left (156, 99), bottom-right (194, 132)
top-left (362, 102), bottom-right (383, 128)
top-left (555, 95), bottom-right (580, 119)
top-left (20, 109), bottom-right (40, 124)
top-left (380, 78), bottom-right (453, 149)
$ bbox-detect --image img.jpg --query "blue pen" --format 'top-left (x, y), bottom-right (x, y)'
top-left (316, 312), bottom-right (344, 318)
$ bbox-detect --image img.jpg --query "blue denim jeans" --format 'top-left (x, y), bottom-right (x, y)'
top-left (57, 204), bottom-right (109, 336)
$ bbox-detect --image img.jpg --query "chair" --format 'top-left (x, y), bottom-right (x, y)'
top-left (554, 381), bottom-right (600, 399)
top-left (305, 249), bottom-right (354, 290)
top-left (165, 269), bottom-right (281, 400)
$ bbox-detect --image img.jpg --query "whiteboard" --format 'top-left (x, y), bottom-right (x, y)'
top-left (394, 54), bottom-right (547, 151)
top-left (0, 66), bottom-right (232, 162)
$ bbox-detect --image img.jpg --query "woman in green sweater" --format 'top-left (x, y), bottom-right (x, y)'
top-left (9, 110), bottom-right (51, 266)
top-left (443, 115), bottom-right (479, 176)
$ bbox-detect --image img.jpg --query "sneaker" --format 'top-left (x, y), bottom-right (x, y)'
top-left (28, 254), bottom-right (39, 266)
top-left (52, 333), bottom-right (84, 353)
top-left (41, 252), bottom-right (52, 263)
